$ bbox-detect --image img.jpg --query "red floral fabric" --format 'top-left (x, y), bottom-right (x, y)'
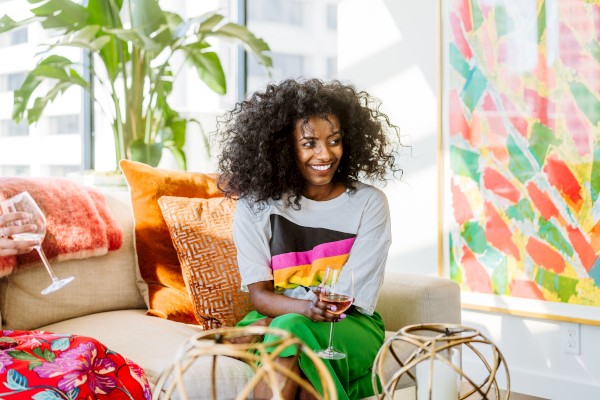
top-left (0, 330), bottom-right (151, 399)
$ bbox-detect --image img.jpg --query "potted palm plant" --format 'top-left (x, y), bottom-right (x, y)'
top-left (0, 0), bottom-right (271, 170)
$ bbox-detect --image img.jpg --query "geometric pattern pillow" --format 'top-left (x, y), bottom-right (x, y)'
top-left (158, 195), bottom-right (254, 330)
top-left (119, 159), bottom-right (223, 324)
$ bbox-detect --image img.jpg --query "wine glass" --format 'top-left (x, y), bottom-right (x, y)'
top-left (315, 266), bottom-right (355, 360)
top-left (0, 191), bottom-right (74, 295)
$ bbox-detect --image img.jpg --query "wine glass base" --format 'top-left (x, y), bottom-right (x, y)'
top-left (41, 276), bottom-right (75, 295)
top-left (315, 348), bottom-right (346, 360)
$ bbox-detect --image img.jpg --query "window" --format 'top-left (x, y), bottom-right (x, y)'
top-left (326, 4), bottom-right (337, 29)
top-left (49, 165), bottom-right (80, 176)
top-left (246, 0), bottom-right (338, 95)
top-left (0, 27), bottom-right (28, 47)
top-left (0, 119), bottom-right (29, 137)
top-left (47, 115), bottom-right (80, 135)
top-left (248, 0), bottom-right (303, 25)
top-left (0, 165), bottom-right (30, 176)
top-left (0, 72), bottom-right (26, 92)
top-left (326, 57), bottom-right (337, 80)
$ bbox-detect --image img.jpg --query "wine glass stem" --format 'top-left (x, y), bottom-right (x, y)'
top-left (35, 246), bottom-right (58, 281)
top-left (327, 321), bottom-right (335, 350)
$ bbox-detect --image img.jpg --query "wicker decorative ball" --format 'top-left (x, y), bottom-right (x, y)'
top-left (152, 325), bottom-right (337, 400)
top-left (372, 323), bottom-right (510, 400)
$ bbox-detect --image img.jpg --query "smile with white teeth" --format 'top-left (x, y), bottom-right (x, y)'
top-left (310, 164), bottom-right (332, 171)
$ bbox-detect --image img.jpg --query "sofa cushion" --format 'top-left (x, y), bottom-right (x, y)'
top-left (119, 160), bottom-right (223, 324)
top-left (158, 196), bottom-right (253, 330)
top-left (39, 310), bottom-right (255, 399)
top-left (0, 192), bottom-right (146, 330)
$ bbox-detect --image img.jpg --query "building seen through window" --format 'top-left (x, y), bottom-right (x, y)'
top-left (0, 0), bottom-right (339, 177)
top-left (246, 0), bottom-right (339, 95)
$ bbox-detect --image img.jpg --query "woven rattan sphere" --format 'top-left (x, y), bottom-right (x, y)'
top-left (372, 323), bottom-right (510, 400)
top-left (153, 326), bottom-right (337, 400)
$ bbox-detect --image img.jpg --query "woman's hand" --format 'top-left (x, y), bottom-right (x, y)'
top-left (0, 212), bottom-right (39, 256)
top-left (302, 287), bottom-right (346, 323)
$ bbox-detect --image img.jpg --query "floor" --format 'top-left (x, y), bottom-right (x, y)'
top-left (390, 384), bottom-right (548, 400)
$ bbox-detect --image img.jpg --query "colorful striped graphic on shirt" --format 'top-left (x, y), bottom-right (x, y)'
top-left (269, 214), bottom-right (356, 290)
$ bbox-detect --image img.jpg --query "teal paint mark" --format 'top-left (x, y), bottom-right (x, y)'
top-left (590, 40), bottom-right (600, 64)
top-left (450, 145), bottom-right (481, 182)
top-left (529, 122), bottom-right (560, 167)
top-left (471, 0), bottom-right (484, 31)
top-left (461, 221), bottom-right (488, 254)
top-left (506, 199), bottom-right (535, 222)
top-left (495, 6), bottom-right (515, 37)
top-left (589, 256), bottom-right (600, 287)
top-left (449, 43), bottom-right (470, 79)
top-left (538, 217), bottom-right (574, 257)
top-left (482, 247), bottom-right (508, 295)
top-left (569, 81), bottom-right (600, 126)
top-left (507, 135), bottom-right (536, 183)
top-left (461, 66), bottom-right (488, 112)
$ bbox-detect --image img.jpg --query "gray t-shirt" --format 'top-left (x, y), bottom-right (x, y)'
top-left (233, 182), bottom-right (392, 315)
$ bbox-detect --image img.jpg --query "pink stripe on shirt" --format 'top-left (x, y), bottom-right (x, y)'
top-left (271, 237), bottom-right (355, 270)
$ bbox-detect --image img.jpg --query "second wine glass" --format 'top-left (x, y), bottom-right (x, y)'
top-left (0, 192), bottom-right (74, 295)
top-left (315, 266), bottom-right (355, 360)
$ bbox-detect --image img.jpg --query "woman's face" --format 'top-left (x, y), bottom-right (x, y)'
top-left (293, 115), bottom-right (343, 193)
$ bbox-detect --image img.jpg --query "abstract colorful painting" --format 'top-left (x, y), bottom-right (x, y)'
top-left (441, 0), bottom-right (600, 323)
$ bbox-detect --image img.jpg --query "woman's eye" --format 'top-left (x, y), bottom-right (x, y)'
top-left (329, 138), bottom-right (342, 146)
top-left (302, 141), bottom-right (316, 148)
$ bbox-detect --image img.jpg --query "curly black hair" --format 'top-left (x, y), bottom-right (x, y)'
top-left (215, 78), bottom-right (403, 208)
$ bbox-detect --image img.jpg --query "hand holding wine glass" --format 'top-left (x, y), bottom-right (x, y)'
top-left (0, 192), bottom-right (74, 294)
top-left (315, 266), bottom-right (355, 360)
top-left (0, 212), bottom-right (40, 256)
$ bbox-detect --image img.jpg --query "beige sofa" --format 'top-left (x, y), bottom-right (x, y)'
top-left (0, 191), bottom-right (461, 399)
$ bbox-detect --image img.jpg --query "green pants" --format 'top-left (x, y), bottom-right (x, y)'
top-left (237, 310), bottom-right (385, 400)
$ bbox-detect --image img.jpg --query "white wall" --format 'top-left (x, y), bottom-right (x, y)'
top-left (337, 0), bottom-right (600, 398)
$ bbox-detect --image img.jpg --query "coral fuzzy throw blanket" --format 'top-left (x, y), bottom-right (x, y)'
top-left (0, 178), bottom-right (122, 277)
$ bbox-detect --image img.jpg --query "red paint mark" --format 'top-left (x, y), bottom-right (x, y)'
top-left (483, 168), bottom-right (520, 203)
top-left (459, 0), bottom-right (473, 32)
top-left (451, 178), bottom-right (474, 225)
top-left (526, 237), bottom-right (565, 273)
top-left (484, 202), bottom-right (521, 260)
top-left (524, 88), bottom-right (552, 128)
top-left (462, 246), bottom-right (493, 293)
top-left (510, 279), bottom-right (546, 300)
top-left (500, 94), bottom-right (528, 137)
top-left (450, 12), bottom-right (473, 60)
top-left (449, 89), bottom-right (469, 138)
top-left (543, 156), bottom-right (583, 210)
top-left (565, 99), bottom-right (591, 157)
top-left (468, 109), bottom-right (483, 147)
top-left (567, 225), bottom-right (597, 271)
top-left (526, 181), bottom-right (559, 220)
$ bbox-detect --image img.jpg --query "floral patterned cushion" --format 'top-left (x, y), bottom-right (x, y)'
top-left (0, 330), bottom-right (151, 399)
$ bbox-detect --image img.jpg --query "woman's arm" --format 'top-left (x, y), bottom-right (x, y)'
top-left (248, 280), bottom-right (344, 323)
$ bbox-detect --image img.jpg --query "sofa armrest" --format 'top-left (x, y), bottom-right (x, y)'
top-left (375, 271), bottom-right (461, 332)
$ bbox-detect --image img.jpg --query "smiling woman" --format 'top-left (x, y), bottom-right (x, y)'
top-left (215, 78), bottom-right (404, 400)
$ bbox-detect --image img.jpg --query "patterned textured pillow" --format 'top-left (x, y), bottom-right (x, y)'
top-left (158, 195), bottom-right (253, 330)
top-left (119, 160), bottom-right (223, 324)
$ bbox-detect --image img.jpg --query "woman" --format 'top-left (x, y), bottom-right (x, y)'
top-left (0, 212), bottom-right (39, 256)
top-left (217, 78), bottom-right (402, 399)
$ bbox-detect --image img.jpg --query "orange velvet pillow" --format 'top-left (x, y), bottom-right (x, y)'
top-left (119, 159), bottom-right (223, 323)
top-left (158, 195), bottom-right (253, 330)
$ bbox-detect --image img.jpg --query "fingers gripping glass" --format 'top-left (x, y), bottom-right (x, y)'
top-left (0, 192), bottom-right (74, 294)
top-left (315, 267), bottom-right (355, 360)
